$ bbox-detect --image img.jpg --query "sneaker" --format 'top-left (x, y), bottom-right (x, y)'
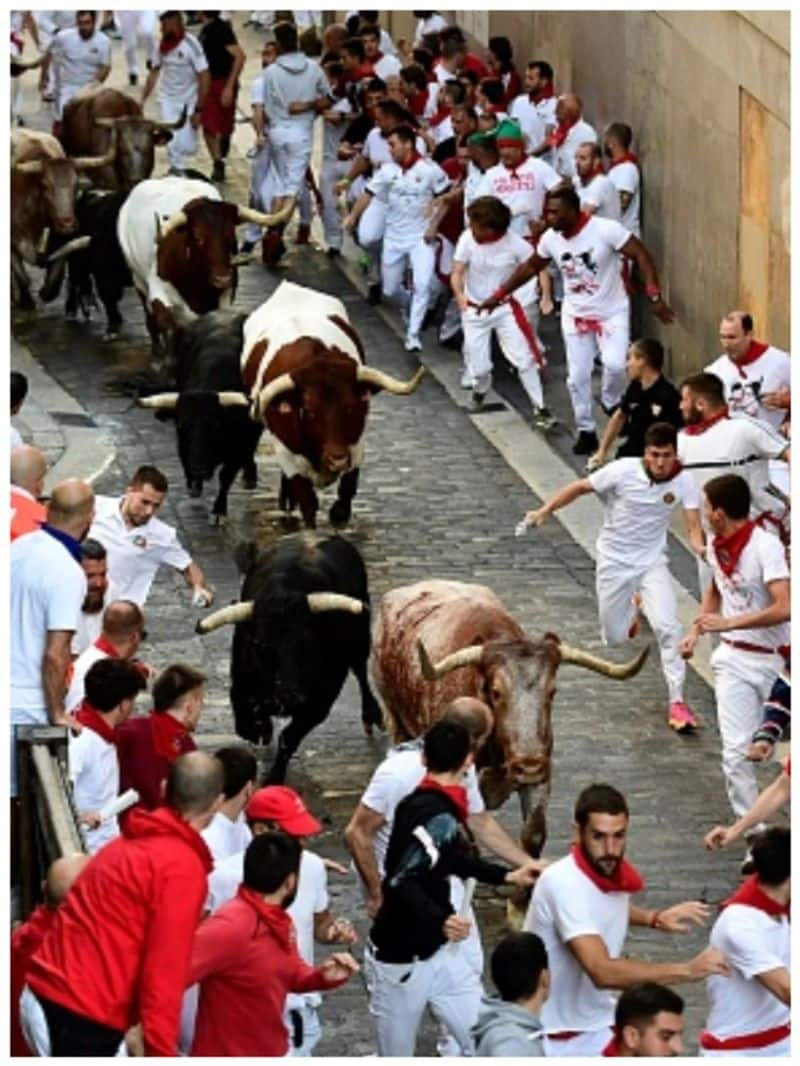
top-left (367, 283), bottom-right (382, 306)
top-left (532, 406), bottom-right (557, 431)
top-left (669, 701), bottom-right (699, 733)
top-left (572, 430), bottom-right (600, 455)
top-left (238, 240), bottom-right (257, 256)
top-left (470, 390), bottom-right (487, 412)
top-left (404, 333), bottom-right (422, 352)
top-left (326, 247), bottom-right (341, 258)
top-left (294, 223), bottom-right (310, 245)
top-left (357, 252), bottom-right (371, 274)
top-left (128, 72), bottom-right (138, 87)
top-left (211, 159), bottom-right (225, 182)
top-left (460, 368), bottom-right (474, 389)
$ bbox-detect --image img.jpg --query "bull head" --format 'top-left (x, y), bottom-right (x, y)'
top-left (254, 365), bottom-right (426, 420)
top-left (196, 591), bottom-right (365, 633)
top-left (155, 197), bottom-right (298, 247)
top-left (417, 637), bottom-right (650, 680)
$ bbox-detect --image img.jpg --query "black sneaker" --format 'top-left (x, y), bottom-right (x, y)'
top-left (238, 240), bottom-right (257, 255)
top-left (532, 407), bottom-right (557, 431)
top-left (367, 283), bottom-right (382, 306)
top-left (212, 160), bottom-right (225, 182)
top-left (326, 247), bottom-right (341, 258)
top-left (129, 72), bottom-right (138, 87)
top-left (470, 390), bottom-right (487, 412)
top-left (573, 430), bottom-right (600, 455)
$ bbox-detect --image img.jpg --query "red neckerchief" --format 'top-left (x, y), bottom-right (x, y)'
top-left (571, 843), bottom-right (645, 894)
top-left (681, 409), bottom-right (729, 436)
top-left (418, 774), bottom-right (469, 821)
top-left (346, 61), bottom-right (374, 83)
top-left (721, 873), bottom-right (790, 918)
top-left (562, 211), bottom-right (593, 239)
top-left (409, 89), bottom-right (429, 117)
top-left (602, 1034), bottom-right (621, 1056)
top-left (530, 85), bottom-right (555, 104)
top-left (75, 700), bottom-right (117, 745)
top-left (94, 635), bottom-right (120, 658)
top-left (608, 151), bottom-right (640, 169)
top-left (428, 105), bottom-right (451, 128)
top-left (732, 340), bottom-right (769, 375)
top-left (159, 29), bottom-right (185, 55)
top-left (400, 150), bottom-right (422, 173)
top-left (237, 884), bottom-right (297, 950)
top-left (150, 711), bottom-right (191, 761)
top-left (549, 117), bottom-right (577, 148)
top-left (578, 164), bottom-right (605, 187)
top-left (643, 459), bottom-right (683, 485)
top-left (713, 520), bottom-right (756, 578)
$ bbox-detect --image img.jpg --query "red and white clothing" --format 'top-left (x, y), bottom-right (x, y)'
top-left (537, 216), bottom-right (632, 430)
top-left (373, 52), bottom-right (401, 81)
top-left (64, 637), bottom-right (115, 713)
top-left (479, 156), bottom-right (562, 238)
top-left (69, 706), bottom-right (120, 854)
top-left (50, 27), bottom-right (111, 118)
top-left (552, 117), bottom-right (598, 179)
top-left (589, 458), bottom-right (700, 703)
top-left (574, 171), bottom-right (622, 221)
top-left (702, 879), bottom-right (790, 1057)
top-left (72, 582), bottom-right (119, 657)
top-left (150, 32), bottom-right (208, 171)
top-left (607, 156), bottom-right (641, 236)
top-left (508, 93), bottom-right (547, 150)
top-left (707, 524), bottom-right (790, 818)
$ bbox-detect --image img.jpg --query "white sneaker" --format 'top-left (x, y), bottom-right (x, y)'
top-left (404, 333), bottom-right (422, 352)
top-left (460, 368), bottom-right (474, 388)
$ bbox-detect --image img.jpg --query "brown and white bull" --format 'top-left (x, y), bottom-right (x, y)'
top-left (11, 128), bottom-right (115, 310)
top-left (240, 281), bottom-right (426, 528)
top-left (371, 580), bottom-right (649, 857)
top-left (61, 84), bottom-right (184, 192)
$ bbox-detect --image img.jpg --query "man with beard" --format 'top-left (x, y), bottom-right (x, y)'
top-left (72, 538), bottom-right (117, 656)
top-left (523, 783), bottom-right (730, 1057)
top-left (524, 423), bottom-right (705, 731)
top-left (510, 60), bottom-right (556, 160)
top-left (42, 10), bottom-right (111, 132)
top-left (603, 122), bottom-right (642, 236)
top-left (89, 465), bottom-right (213, 608)
top-left (573, 142), bottom-right (621, 220)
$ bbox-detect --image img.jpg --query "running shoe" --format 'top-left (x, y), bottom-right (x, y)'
top-left (669, 700), bottom-right (699, 733)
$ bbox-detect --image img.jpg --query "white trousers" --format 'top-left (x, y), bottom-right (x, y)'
top-left (20, 985), bottom-right (128, 1057)
top-left (243, 143), bottom-right (277, 243)
top-left (596, 559), bottom-right (685, 703)
top-left (298, 181), bottom-right (312, 226)
top-left (357, 197), bottom-right (386, 284)
top-left (285, 999), bottom-right (322, 1057)
top-left (159, 94), bottom-right (198, 171)
top-left (711, 642), bottom-right (782, 818)
top-left (319, 158), bottom-right (347, 249)
top-left (364, 941), bottom-right (482, 1057)
top-left (269, 127), bottom-right (313, 200)
top-left (544, 1026), bottom-right (614, 1057)
top-left (118, 11), bottom-right (157, 77)
top-left (382, 240), bottom-right (436, 337)
top-left (700, 1036), bottom-right (791, 1057)
top-left (462, 303), bottom-right (544, 408)
top-left (562, 307), bottom-right (630, 431)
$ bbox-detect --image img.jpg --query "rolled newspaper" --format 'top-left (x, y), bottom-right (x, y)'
top-left (448, 877), bottom-right (477, 952)
top-left (98, 789), bottom-right (139, 823)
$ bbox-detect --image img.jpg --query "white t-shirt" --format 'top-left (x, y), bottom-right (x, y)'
top-left (463, 161), bottom-right (489, 221)
top-left (523, 852), bottom-right (629, 1033)
top-left (373, 53), bottom-right (401, 81)
top-left (151, 32), bottom-right (208, 102)
top-left (537, 216), bottom-right (631, 318)
top-left (51, 27), bottom-right (111, 91)
top-left (508, 94), bottom-right (546, 150)
top-left (201, 810), bottom-right (252, 865)
top-left (322, 96), bottom-right (352, 160)
top-left (367, 156), bottom-right (449, 250)
top-left (589, 457), bottom-right (699, 569)
top-left (69, 725), bottom-right (119, 853)
top-left (707, 525), bottom-right (790, 651)
top-left (480, 157), bottom-right (561, 237)
top-left (10, 423), bottom-right (23, 451)
top-left (453, 229), bottom-right (535, 305)
top-left (706, 904), bottom-right (790, 1040)
top-left (11, 530), bottom-right (87, 720)
top-left (705, 347), bottom-right (791, 434)
top-left (607, 160), bottom-right (641, 236)
top-left (363, 127), bottom-right (427, 172)
top-left (574, 172), bottom-right (622, 221)
top-left (72, 582), bottom-right (119, 658)
top-left (65, 643), bottom-right (108, 713)
top-left (553, 118), bottom-right (598, 179)
top-left (89, 495), bottom-right (192, 606)
top-left (677, 415), bottom-right (789, 523)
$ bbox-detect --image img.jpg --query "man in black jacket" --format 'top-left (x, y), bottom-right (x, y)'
top-left (365, 720), bottom-right (535, 1055)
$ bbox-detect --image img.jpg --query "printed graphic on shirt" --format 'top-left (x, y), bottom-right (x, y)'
top-left (559, 248), bottom-right (600, 295)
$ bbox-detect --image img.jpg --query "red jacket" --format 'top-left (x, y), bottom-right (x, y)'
top-left (11, 905), bottom-right (57, 1055)
top-left (188, 885), bottom-right (347, 1057)
top-left (116, 712), bottom-right (196, 815)
top-left (27, 807), bottom-right (212, 1057)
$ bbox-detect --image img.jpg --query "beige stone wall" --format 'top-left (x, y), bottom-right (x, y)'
top-left (377, 10), bottom-right (790, 375)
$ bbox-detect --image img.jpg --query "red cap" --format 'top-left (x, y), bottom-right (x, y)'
top-left (245, 786), bottom-right (321, 837)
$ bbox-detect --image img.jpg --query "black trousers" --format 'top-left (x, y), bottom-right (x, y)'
top-left (38, 994), bottom-right (124, 1057)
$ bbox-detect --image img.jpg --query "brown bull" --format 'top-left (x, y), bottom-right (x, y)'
top-left (11, 128), bottom-right (115, 310)
top-left (371, 579), bottom-right (649, 856)
top-left (61, 85), bottom-right (184, 192)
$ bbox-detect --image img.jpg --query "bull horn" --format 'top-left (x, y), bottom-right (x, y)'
top-left (157, 208), bottom-right (188, 243)
top-left (14, 159), bottom-right (44, 175)
top-left (357, 365), bottom-right (426, 395)
top-left (196, 600), bottom-right (254, 633)
top-left (93, 116), bottom-right (118, 129)
top-left (256, 372), bottom-right (296, 416)
top-left (135, 392), bottom-right (179, 410)
top-left (71, 133), bottom-right (117, 171)
top-left (152, 105), bottom-right (188, 131)
top-left (47, 235), bottom-right (91, 263)
top-left (307, 592), bottom-right (365, 615)
top-left (236, 197), bottom-right (297, 229)
top-left (217, 391), bottom-right (251, 408)
top-left (11, 53), bottom-right (46, 72)
top-left (417, 639), bottom-right (484, 681)
top-left (557, 642), bottom-right (651, 679)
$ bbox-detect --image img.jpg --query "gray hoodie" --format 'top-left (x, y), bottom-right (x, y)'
top-left (261, 52), bottom-right (328, 130)
top-left (471, 995), bottom-right (546, 1057)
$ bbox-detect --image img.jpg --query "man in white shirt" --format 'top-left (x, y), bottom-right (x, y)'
top-left (344, 124), bottom-right (450, 351)
top-left (573, 142), bottom-right (621, 220)
top-left (72, 538), bottom-right (118, 656)
top-left (318, 59), bottom-right (353, 256)
top-left (201, 746), bottom-right (256, 864)
top-left (88, 465), bottom-right (213, 608)
top-left (70, 658), bottom-right (146, 854)
top-left (65, 600), bottom-right (147, 713)
top-left (361, 23), bottom-right (400, 81)
top-left (141, 11), bottom-right (209, 175)
top-left (117, 10), bottom-right (158, 88)
top-left (480, 186), bottom-right (675, 455)
top-left (414, 11), bottom-right (448, 46)
top-left (681, 475), bottom-right (790, 823)
top-left (526, 422), bottom-right (705, 732)
top-left (701, 826), bottom-right (790, 1057)
top-left (603, 122), bottom-right (642, 236)
top-left (46, 10), bottom-right (111, 123)
top-left (239, 37), bottom-right (278, 255)
top-left (511, 60), bottom-right (557, 161)
top-left (524, 783), bottom-right (729, 1057)
top-left (550, 94), bottom-right (597, 180)
top-left (478, 118), bottom-right (562, 239)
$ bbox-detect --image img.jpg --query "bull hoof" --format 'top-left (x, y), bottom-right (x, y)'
top-left (329, 500), bottom-right (352, 528)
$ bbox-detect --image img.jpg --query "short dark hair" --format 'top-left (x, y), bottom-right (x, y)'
top-left (442, 79), bottom-right (467, 106)
top-left (478, 77), bottom-right (505, 106)
top-left (360, 23), bottom-right (380, 41)
top-left (644, 422), bottom-right (677, 450)
top-left (441, 38), bottom-right (465, 62)
top-left (459, 68), bottom-right (479, 88)
top-left (468, 195), bottom-right (511, 233)
top-left (546, 185), bottom-right (581, 212)
top-left (400, 63), bottom-right (427, 91)
top-left (215, 745), bottom-right (258, 799)
top-left (740, 312), bottom-right (754, 333)
top-left (704, 473), bottom-right (751, 520)
top-left (616, 983), bottom-right (684, 1033)
top-left (574, 783), bottom-right (629, 828)
top-left (439, 26), bottom-right (465, 46)
top-left (80, 537), bottom-right (107, 562)
top-left (680, 371), bottom-right (726, 407)
top-left (388, 123), bottom-right (417, 146)
top-left (323, 59), bottom-right (344, 79)
top-left (529, 60), bottom-right (554, 82)
top-left (605, 122), bottom-right (633, 150)
top-left (358, 11), bottom-right (380, 24)
top-left (423, 720), bottom-right (471, 773)
top-left (129, 465), bottom-right (168, 494)
top-left (630, 337), bottom-right (664, 372)
top-left (377, 98), bottom-right (414, 124)
top-left (84, 658), bottom-right (147, 712)
top-left (491, 932), bottom-right (549, 1002)
top-left (342, 36), bottom-right (365, 61)
top-left (750, 826), bottom-right (790, 887)
top-left (364, 76), bottom-right (387, 97)
top-left (244, 830), bottom-right (302, 893)
top-left (11, 371), bottom-right (28, 409)
top-left (153, 663), bottom-right (207, 712)
top-left (166, 752), bottom-right (224, 815)
top-left (76, 10), bottom-right (97, 20)
top-left (488, 36), bottom-right (513, 69)
top-left (273, 20), bottom-right (298, 53)
top-left (412, 47), bottom-right (434, 73)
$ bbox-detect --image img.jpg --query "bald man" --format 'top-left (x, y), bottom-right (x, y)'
top-left (65, 600), bottom-right (149, 713)
top-left (551, 93), bottom-right (598, 179)
top-left (11, 854), bottom-right (89, 1056)
top-left (10, 445), bottom-right (47, 541)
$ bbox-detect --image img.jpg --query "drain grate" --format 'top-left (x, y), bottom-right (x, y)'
top-left (49, 411), bottom-right (97, 428)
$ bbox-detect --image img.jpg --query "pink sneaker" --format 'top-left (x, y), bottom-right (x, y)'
top-left (669, 700), bottom-right (698, 733)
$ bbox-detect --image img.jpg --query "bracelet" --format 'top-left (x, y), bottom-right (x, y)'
top-left (644, 283), bottom-right (661, 297)
top-left (649, 910), bottom-right (662, 929)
